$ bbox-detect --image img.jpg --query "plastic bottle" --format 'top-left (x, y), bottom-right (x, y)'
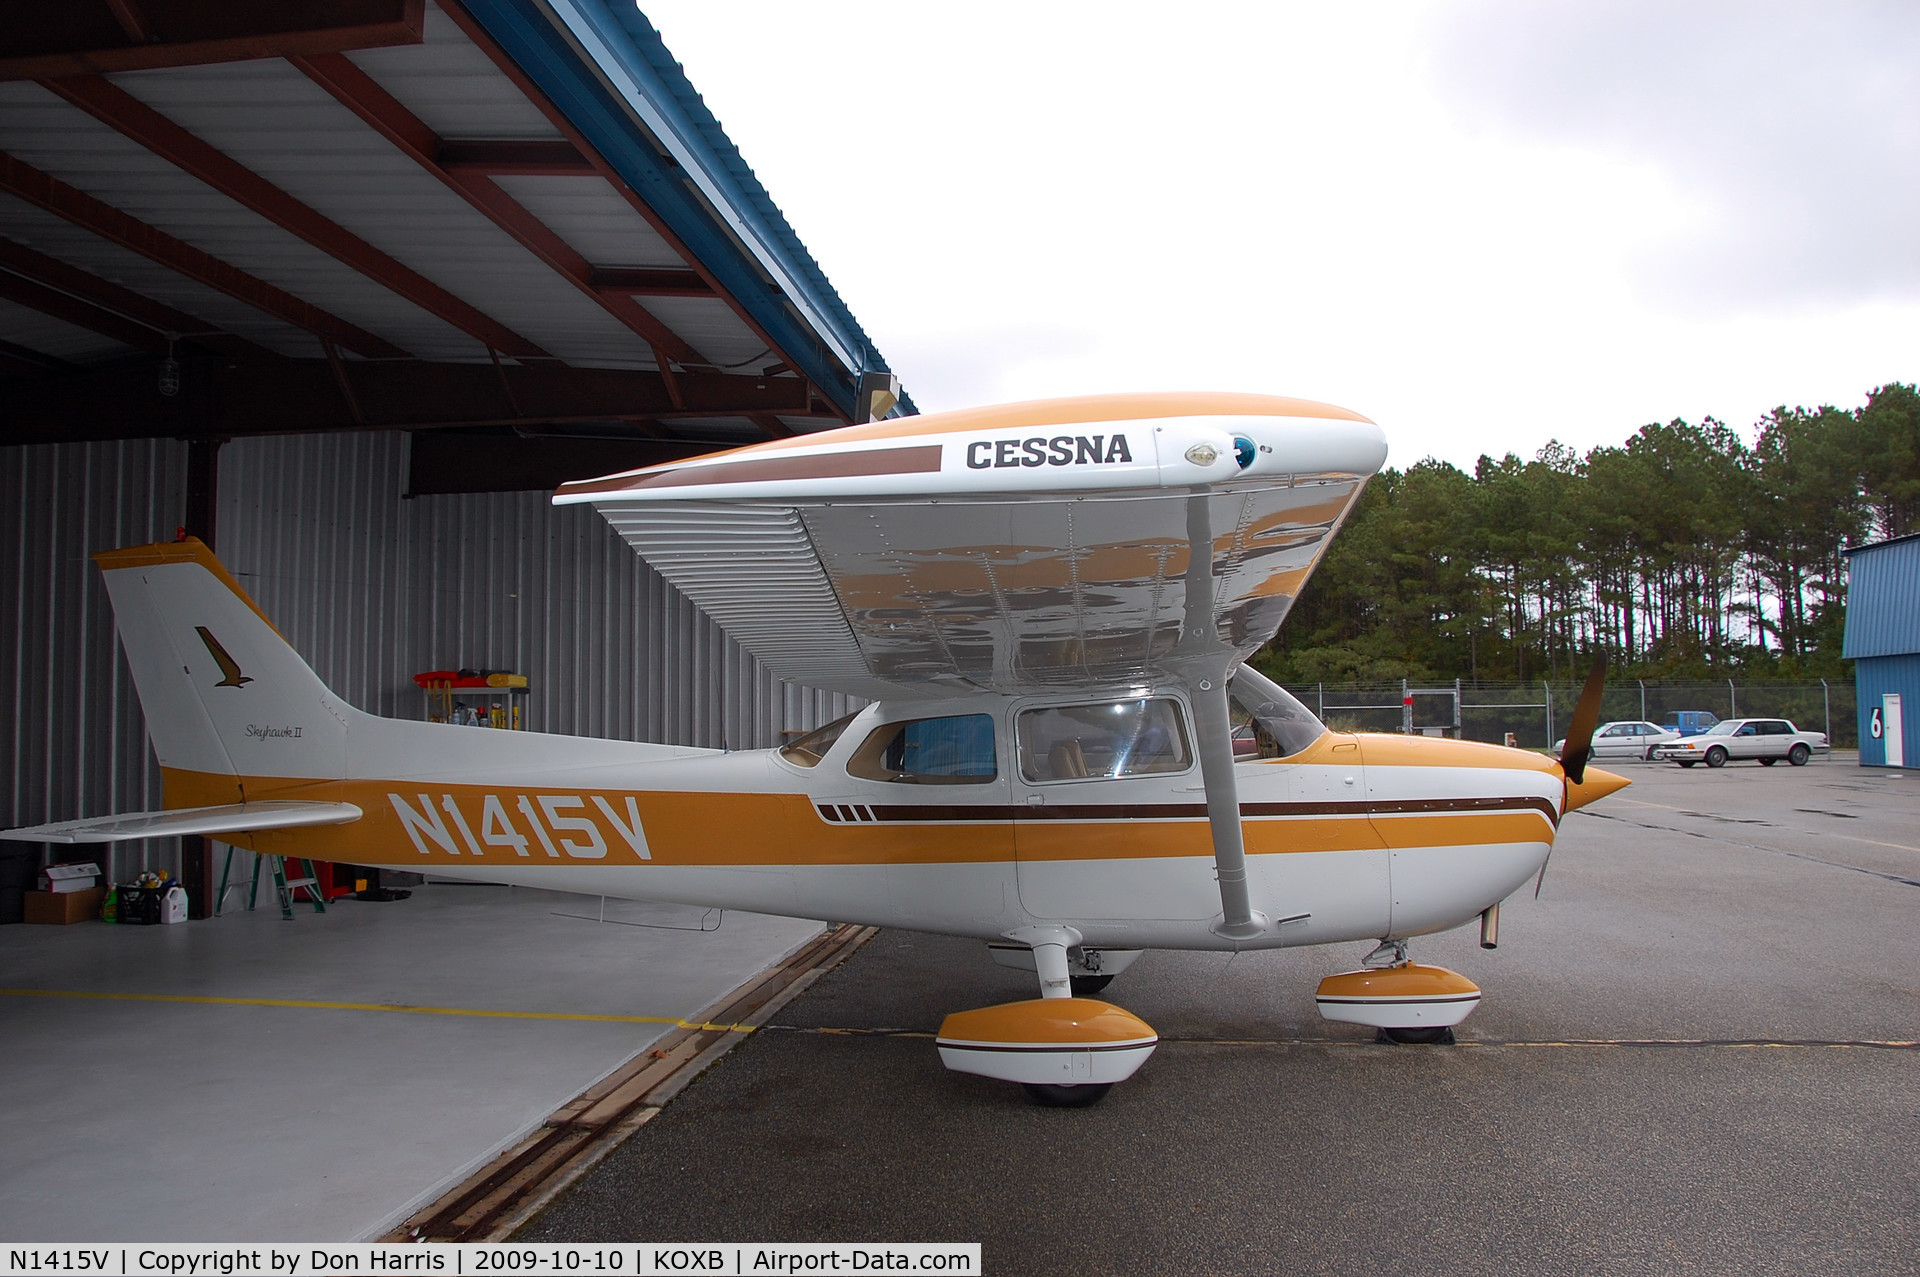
top-left (101, 886), bottom-right (118, 924)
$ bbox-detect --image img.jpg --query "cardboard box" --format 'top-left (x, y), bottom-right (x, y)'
top-left (25, 886), bottom-right (104, 924)
top-left (39, 861), bottom-right (101, 893)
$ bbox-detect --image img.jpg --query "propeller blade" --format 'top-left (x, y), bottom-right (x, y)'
top-left (1557, 651), bottom-right (1610, 786)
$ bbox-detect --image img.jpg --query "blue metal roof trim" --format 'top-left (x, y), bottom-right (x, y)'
top-left (1841, 535), bottom-right (1920, 660)
top-left (457, 0), bottom-right (915, 420)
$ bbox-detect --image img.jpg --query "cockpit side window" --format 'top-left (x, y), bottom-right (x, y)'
top-left (778, 711), bottom-right (859, 768)
top-left (1016, 698), bottom-right (1192, 782)
top-left (1227, 666), bottom-right (1327, 760)
top-left (847, 714), bottom-right (998, 784)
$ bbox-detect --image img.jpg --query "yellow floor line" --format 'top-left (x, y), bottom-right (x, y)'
top-left (0, 986), bottom-right (754, 1032)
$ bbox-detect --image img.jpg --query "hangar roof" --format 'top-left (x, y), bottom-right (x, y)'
top-left (1842, 532), bottom-right (1920, 661)
top-left (0, 0), bottom-right (911, 492)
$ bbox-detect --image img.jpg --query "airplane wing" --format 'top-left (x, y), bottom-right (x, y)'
top-left (555, 393), bottom-right (1386, 699)
top-left (0, 802), bottom-right (364, 844)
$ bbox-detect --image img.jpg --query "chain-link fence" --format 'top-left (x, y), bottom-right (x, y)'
top-left (1281, 679), bottom-right (1855, 749)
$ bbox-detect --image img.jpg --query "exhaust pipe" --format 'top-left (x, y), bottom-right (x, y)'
top-left (1479, 903), bottom-right (1500, 950)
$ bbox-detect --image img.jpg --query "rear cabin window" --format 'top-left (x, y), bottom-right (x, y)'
top-left (1017, 698), bottom-right (1192, 782)
top-left (778, 711), bottom-right (859, 768)
top-left (847, 714), bottom-right (997, 784)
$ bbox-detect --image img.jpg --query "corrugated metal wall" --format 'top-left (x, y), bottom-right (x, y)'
top-left (1854, 653), bottom-right (1920, 768)
top-left (1842, 536), bottom-right (1920, 660)
top-left (3, 432), bottom-right (860, 887)
top-left (2, 440), bottom-right (189, 883)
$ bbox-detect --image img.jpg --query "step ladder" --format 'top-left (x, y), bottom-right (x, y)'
top-left (267, 854), bottom-right (327, 919)
top-left (215, 848), bottom-right (327, 919)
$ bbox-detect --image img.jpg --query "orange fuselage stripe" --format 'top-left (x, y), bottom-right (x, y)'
top-left (164, 768), bottom-right (1551, 869)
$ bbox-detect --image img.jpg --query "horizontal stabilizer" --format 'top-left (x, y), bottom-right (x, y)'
top-left (0, 802), bottom-right (363, 844)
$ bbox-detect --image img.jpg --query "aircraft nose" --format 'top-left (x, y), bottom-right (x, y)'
top-left (1565, 766), bottom-right (1630, 811)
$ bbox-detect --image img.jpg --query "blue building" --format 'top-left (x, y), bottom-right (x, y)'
top-left (1842, 533), bottom-right (1920, 767)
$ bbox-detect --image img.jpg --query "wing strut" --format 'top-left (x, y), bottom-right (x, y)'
top-left (1182, 493), bottom-right (1270, 942)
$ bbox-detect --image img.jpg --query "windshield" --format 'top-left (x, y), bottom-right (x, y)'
top-left (1228, 666), bottom-right (1328, 759)
top-left (1703, 721), bottom-right (1739, 736)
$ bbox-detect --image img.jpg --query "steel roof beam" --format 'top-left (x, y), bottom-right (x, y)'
top-left (0, 151), bottom-right (406, 359)
top-left (41, 73), bottom-right (547, 360)
top-left (0, 337), bottom-right (76, 376)
top-left (436, 0), bottom-right (854, 421)
top-left (0, 268), bottom-right (169, 353)
top-left (407, 430), bottom-right (714, 496)
top-left (0, 0), bottom-right (424, 81)
top-left (2, 358), bottom-right (832, 444)
top-left (105, 0), bottom-right (156, 46)
top-left (0, 234), bottom-right (271, 359)
top-left (290, 52), bottom-right (703, 369)
top-left (586, 268), bottom-right (712, 297)
top-left (436, 140), bottom-right (594, 176)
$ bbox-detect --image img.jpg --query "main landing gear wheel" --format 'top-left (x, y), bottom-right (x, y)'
top-left (1379, 1026), bottom-right (1456, 1045)
top-left (1023, 1082), bottom-right (1113, 1107)
top-left (1705, 746), bottom-right (1728, 768)
top-left (1070, 974), bottom-right (1114, 996)
top-left (938, 932), bottom-right (1159, 1107)
top-left (1789, 743), bottom-right (1811, 766)
top-left (1316, 943), bottom-right (1480, 1043)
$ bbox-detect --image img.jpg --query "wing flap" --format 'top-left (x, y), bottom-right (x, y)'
top-left (0, 802), bottom-right (364, 844)
top-left (599, 503), bottom-right (880, 692)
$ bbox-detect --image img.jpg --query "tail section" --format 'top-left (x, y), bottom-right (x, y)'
top-left (95, 539), bottom-right (350, 800)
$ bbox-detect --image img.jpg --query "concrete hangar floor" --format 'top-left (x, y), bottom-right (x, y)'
top-left (524, 755), bottom-right (1920, 1275)
top-left (0, 888), bottom-right (824, 1240)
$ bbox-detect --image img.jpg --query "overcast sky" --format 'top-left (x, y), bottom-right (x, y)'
top-left (638, 1), bottom-right (1919, 469)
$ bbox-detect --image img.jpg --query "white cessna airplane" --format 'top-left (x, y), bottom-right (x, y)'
top-left (5, 393), bottom-right (1626, 1105)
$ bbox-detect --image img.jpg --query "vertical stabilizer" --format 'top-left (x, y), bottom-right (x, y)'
top-left (95, 540), bottom-right (350, 795)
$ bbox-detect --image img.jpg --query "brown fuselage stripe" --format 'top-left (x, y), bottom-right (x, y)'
top-left (844, 796), bottom-right (1559, 827)
top-left (558, 444), bottom-right (945, 496)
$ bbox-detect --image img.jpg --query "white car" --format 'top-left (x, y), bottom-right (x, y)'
top-left (1552, 720), bottom-right (1680, 762)
top-left (1651, 718), bottom-right (1830, 768)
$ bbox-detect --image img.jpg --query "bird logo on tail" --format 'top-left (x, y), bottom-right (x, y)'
top-left (195, 626), bottom-right (252, 688)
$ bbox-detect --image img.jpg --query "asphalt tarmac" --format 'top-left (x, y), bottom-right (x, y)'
top-left (525, 756), bottom-right (1920, 1274)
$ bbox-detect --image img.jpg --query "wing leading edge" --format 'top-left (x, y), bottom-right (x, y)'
top-left (557, 393), bottom-right (1387, 698)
